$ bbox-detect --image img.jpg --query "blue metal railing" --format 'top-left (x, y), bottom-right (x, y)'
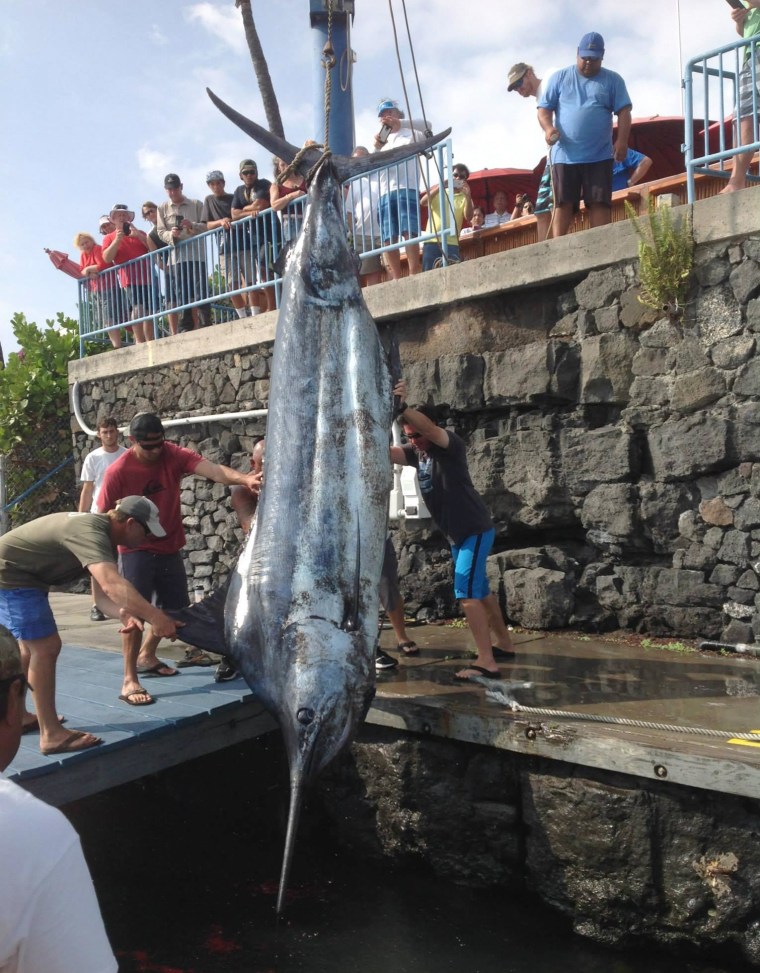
top-left (684, 34), bottom-right (760, 202)
top-left (77, 139), bottom-right (456, 356)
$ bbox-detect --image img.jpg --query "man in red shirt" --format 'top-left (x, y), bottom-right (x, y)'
top-left (98, 413), bottom-right (261, 706)
top-left (101, 203), bottom-right (154, 343)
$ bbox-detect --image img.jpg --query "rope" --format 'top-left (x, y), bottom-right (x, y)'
top-left (483, 693), bottom-right (760, 741)
top-left (321, 0), bottom-right (335, 152)
top-left (399, 0), bottom-right (432, 138)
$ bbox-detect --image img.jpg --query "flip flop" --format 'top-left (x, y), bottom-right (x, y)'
top-left (119, 688), bottom-right (155, 706)
top-left (22, 715), bottom-right (66, 735)
top-left (41, 730), bottom-right (102, 756)
top-left (492, 646), bottom-right (516, 660)
top-left (398, 641), bottom-right (420, 657)
top-left (454, 665), bottom-right (500, 682)
top-left (175, 648), bottom-right (215, 668)
top-left (136, 660), bottom-right (178, 677)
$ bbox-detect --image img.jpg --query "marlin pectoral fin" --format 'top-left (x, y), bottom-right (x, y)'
top-left (207, 87), bottom-right (452, 184)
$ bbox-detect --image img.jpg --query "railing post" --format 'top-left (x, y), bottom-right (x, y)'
top-left (683, 64), bottom-right (695, 204)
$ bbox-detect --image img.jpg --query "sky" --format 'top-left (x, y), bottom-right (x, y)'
top-left (0, 0), bottom-right (740, 357)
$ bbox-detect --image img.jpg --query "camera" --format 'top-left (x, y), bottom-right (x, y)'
top-left (453, 178), bottom-right (463, 190)
top-left (122, 222), bottom-right (131, 236)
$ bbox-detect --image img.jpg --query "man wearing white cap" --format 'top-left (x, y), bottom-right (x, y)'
top-left (537, 32), bottom-right (632, 237)
top-left (0, 498), bottom-right (182, 753)
top-left (372, 98), bottom-right (425, 279)
top-left (0, 628), bottom-right (118, 972)
top-left (101, 203), bottom-right (154, 341)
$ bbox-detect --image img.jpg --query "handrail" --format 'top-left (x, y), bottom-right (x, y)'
top-left (684, 34), bottom-right (759, 202)
top-left (76, 140), bottom-right (454, 355)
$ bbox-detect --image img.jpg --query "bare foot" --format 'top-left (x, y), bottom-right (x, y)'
top-left (119, 683), bottom-right (154, 706)
top-left (719, 182), bottom-right (745, 195)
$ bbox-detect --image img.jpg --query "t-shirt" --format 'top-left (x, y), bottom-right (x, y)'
top-left (402, 432), bottom-right (493, 545)
top-left (0, 513), bottom-right (117, 590)
top-left (201, 192), bottom-right (234, 253)
top-left (97, 442), bottom-right (203, 555)
top-left (427, 191), bottom-right (470, 246)
top-left (612, 148), bottom-right (647, 191)
top-left (538, 66), bottom-right (632, 165)
top-left (80, 446), bottom-right (127, 511)
top-left (0, 774), bottom-right (117, 973)
top-left (100, 232), bottom-right (151, 286)
top-left (231, 180), bottom-right (273, 251)
top-left (376, 125), bottom-right (425, 194)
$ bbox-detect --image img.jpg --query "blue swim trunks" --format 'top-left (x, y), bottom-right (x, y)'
top-left (379, 189), bottom-right (420, 242)
top-left (0, 588), bottom-right (57, 641)
top-left (450, 528), bottom-right (495, 600)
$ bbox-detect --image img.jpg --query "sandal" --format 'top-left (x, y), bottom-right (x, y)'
top-left (398, 641), bottom-right (419, 657)
top-left (175, 647), bottom-right (216, 668)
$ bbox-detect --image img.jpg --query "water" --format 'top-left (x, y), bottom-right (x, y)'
top-left (65, 741), bottom-right (741, 973)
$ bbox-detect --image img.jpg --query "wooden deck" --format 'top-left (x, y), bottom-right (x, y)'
top-left (9, 601), bottom-right (760, 806)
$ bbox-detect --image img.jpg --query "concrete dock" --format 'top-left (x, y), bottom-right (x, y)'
top-left (8, 592), bottom-right (760, 805)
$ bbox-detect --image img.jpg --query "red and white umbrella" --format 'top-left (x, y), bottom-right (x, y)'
top-left (44, 248), bottom-right (82, 280)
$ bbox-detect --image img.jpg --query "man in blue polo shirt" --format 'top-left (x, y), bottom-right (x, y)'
top-left (538, 32), bottom-right (632, 237)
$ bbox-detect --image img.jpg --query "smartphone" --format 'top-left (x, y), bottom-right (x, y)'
top-left (453, 178), bottom-right (463, 190)
top-left (378, 123), bottom-right (392, 145)
top-left (725, 0), bottom-right (745, 9)
top-left (122, 222), bottom-right (131, 236)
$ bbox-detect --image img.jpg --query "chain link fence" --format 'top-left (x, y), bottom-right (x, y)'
top-left (0, 422), bottom-right (76, 534)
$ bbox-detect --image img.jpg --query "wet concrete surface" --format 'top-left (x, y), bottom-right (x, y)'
top-left (48, 593), bottom-right (760, 795)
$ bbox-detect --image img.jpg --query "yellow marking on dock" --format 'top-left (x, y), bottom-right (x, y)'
top-left (727, 730), bottom-right (760, 747)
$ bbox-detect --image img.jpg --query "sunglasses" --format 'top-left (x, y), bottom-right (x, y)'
top-left (137, 439), bottom-right (164, 451)
top-left (406, 432), bottom-right (424, 441)
top-left (512, 77), bottom-right (525, 90)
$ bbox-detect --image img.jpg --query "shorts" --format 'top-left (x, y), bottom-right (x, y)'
top-left (738, 50), bottom-right (760, 118)
top-left (552, 159), bottom-right (613, 211)
top-left (380, 189), bottom-right (420, 242)
top-left (221, 249), bottom-right (256, 289)
top-left (119, 550), bottom-right (189, 610)
top-left (166, 261), bottom-right (208, 307)
top-left (450, 528), bottom-right (495, 601)
top-left (99, 286), bottom-right (121, 327)
top-left (379, 538), bottom-right (401, 613)
top-left (422, 242), bottom-right (460, 272)
top-left (126, 283), bottom-right (153, 315)
top-left (535, 164), bottom-right (554, 215)
top-left (0, 588), bottom-right (57, 641)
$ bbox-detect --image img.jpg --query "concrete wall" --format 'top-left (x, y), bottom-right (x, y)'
top-left (69, 193), bottom-right (760, 641)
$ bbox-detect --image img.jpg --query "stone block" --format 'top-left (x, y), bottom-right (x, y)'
top-left (560, 426), bottom-right (633, 494)
top-left (699, 497), bottom-right (734, 526)
top-left (581, 483), bottom-right (639, 537)
top-left (734, 403), bottom-right (760, 463)
top-left (729, 259), bottom-right (760, 305)
top-left (580, 332), bottom-right (636, 404)
top-left (503, 567), bottom-right (574, 629)
top-left (734, 499), bottom-right (760, 531)
top-left (717, 529), bottom-right (751, 566)
top-left (694, 284), bottom-right (743, 342)
top-left (710, 336), bottom-right (755, 370)
top-left (594, 306), bottom-right (620, 333)
top-left (437, 354), bottom-right (485, 411)
top-left (575, 266), bottom-right (627, 309)
top-left (483, 345), bottom-right (550, 405)
top-left (670, 368), bottom-right (725, 414)
top-left (632, 346), bottom-right (674, 377)
top-left (648, 415), bottom-right (733, 481)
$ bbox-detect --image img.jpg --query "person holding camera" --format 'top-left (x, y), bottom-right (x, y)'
top-left (419, 163), bottom-right (473, 271)
top-left (511, 194), bottom-right (535, 219)
top-left (101, 203), bottom-right (154, 342)
top-left (156, 174), bottom-right (210, 333)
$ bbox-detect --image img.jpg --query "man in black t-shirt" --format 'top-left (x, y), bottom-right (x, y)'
top-left (201, 170), bottom-right (249, 320)
top-left (231, 158), bottom-right (274, 315)
top-left (390, 380), bottom-right (514, 683)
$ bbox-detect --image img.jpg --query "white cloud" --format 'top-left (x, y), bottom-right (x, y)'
top-left (185, 2), bottom-right (247, 55)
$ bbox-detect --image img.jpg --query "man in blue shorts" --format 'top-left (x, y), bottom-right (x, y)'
top-left (537, 32), bottom-right (632, 238)
top-left (0, 497), bottom-right (181, 754)
top-left (373, 98), bottom-right (425, 279)
top-left (390, 380), bottom-right (514, 683)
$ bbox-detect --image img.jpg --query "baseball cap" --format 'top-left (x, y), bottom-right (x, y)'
top-left (578, 32), bottom-right (605, 59)
top-left (164, 173), bottom-right (182, 188)
top-left (129, 412), bottom-right (164, 438)
top-left (99, 214), bottom-right (112, 230)
top-left (110, 203), bottom-right (135, 222)
top-left (115, 496), bottom-right (167, 538)
top-left (507, 63), bottom-right (531, 92)
top-left (239, 159), bottom-right (258, 174)
top-left (206, 169), bottom-right (225, 183)
top-left (0, 625), bottom-right (21, 681)
top-left (377, 98), bottom-right (401, 116)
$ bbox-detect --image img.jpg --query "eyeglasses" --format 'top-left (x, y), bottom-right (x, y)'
top-left (136, 438), bottom-right (164, 451)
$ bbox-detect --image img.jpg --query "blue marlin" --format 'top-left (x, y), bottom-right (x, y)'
top-left (200, 90), bottom-right (450, 911)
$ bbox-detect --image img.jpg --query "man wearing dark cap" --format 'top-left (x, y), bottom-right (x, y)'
top-left (98, 413), bottom-right (262, 697)
top-left (231, 159), bottom-right (274, 315)
top-left (201, 169), bottom-right (249, 320)
top-left (537, 32), bottom-right (632, 237)
top-left (0, 496), bottom-right (181, 753)
top-left (508, 62), bottom-right (555, 241)
top-left (0, 629), bottom-right (118, 970)
top-left (156, 174), bottom-right (210, 333)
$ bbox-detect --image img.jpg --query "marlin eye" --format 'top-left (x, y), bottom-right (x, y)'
top-left (297, 708), bottom-right (315, 725)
